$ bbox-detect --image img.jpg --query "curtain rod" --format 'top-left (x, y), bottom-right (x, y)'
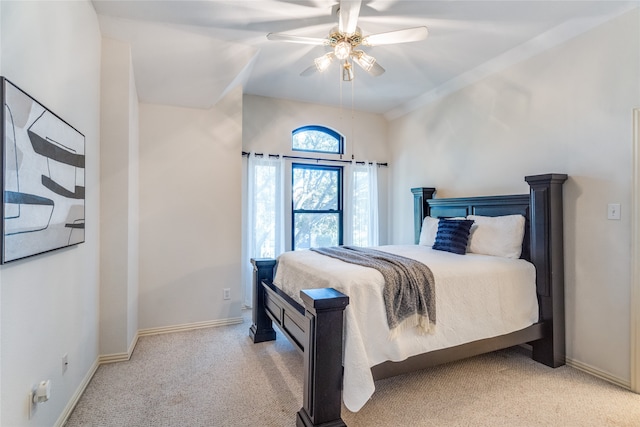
top-left (241, 151), bottom-right (388, 167)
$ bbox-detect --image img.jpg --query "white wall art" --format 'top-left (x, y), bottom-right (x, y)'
top-left (1, 77), bottom-right (85, 263)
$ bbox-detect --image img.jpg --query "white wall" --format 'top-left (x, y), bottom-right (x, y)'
top-left (138, 88), bottom-right (243, 330)
top-left (242, 94), bottom-right (390, 245)
top-left (243, 95), bottom-right (389, 161)
top-left (388, 10), bottom-right (639, 385)
top-left (0, 1), bottom-right (102, 426)
top-left (100, 37), bottom-right (139, 356)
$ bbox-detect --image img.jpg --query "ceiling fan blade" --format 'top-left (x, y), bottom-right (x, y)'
top-left (338, 0), bottom-right (362, 35)
top-left (367, 61), bottom-right (385, 77)
top-left (300, 64), bottom-right (318, 77)
top-left (266, 32), bottom-right (328, 45)
top-left (362, 26), bottom-right (428, 46)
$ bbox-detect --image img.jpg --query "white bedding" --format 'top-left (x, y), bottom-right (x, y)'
top-left (273, 245), bottom-right (538, 412)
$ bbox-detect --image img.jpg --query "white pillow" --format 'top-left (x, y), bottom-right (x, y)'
top-left (418, 216), bottom-right (440, 246)
top-left (466, 214), bottom-right (526, 259)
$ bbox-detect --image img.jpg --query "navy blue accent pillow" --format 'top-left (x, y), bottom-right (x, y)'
top-left (432, 219), bottom-right (475, 255)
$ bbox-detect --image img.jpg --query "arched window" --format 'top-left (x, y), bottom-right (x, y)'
top-left (292, 125), bottom-right (344, 155)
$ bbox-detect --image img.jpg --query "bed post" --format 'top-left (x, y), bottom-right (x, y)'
top-left (525, 173), bottom-right (568, 368)
top-left (411, 187), bottom-right (437, 244)
top-left (297, 288), bottom-right (349, 427)
top-left (249, 258), bottom-right (277, 343)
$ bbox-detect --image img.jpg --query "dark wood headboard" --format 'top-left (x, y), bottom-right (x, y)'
top-left (427, 193), bottom-right (531, 261)
top-left (411, 173), bottom-right (568, 367)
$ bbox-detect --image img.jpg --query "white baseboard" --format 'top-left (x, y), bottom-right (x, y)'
top-left (97, 317), bottom-right (244, 363)
top-left (99, 331), bottom-right (140, 364)
top-left (137, 316), bottom-right (244, 337)
top-left (566, 357), bottom-right (630, 390)
top-left (54, 358), bottom-right (100, 427)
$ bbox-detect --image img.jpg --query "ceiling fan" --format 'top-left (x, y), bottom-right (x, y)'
top-left (266, 0), bottom-right (428, 81)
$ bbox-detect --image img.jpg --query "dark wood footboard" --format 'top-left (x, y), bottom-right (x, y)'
top-left (250, 259), bottom-right (349, 427)
top-left (251, 173), bottom-right (567, 426)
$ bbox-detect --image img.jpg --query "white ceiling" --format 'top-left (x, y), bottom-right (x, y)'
top-left (91, 1), bottom-right (636, 118)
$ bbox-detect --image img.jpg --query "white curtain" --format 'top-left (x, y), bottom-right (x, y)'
top-left (345, 161), bottom-right (379, 247)
top-left (243, 153), bottom-right (285, 308)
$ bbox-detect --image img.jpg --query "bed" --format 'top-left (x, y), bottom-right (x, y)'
top-left (250, 173), bottom-right (567, 427)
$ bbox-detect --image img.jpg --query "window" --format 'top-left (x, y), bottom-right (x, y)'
top-left (292, 164), bottom-right (342, 250)
top-left (292, 125), bottom-right (344, 155)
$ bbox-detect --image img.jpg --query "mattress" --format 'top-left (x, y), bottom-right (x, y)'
top-left (273, 244), bottom-right (538, 412)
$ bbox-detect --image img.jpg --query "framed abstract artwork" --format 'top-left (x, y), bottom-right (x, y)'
top-left (1, 77), bottom-right (85, 263)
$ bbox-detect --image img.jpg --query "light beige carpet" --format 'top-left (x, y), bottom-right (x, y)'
top-left (66, 311), bottom-right (640, 426)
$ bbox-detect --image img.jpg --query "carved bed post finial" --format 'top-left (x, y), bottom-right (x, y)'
top-left (525, 173), bottom-right (568, 368)
top-left (411, 187), bottom-right (436, 244)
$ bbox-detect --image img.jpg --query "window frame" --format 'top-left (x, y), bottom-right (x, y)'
top-left (291, 125), bottom-right (344, 155)
top-left (291, 163), bottom-right (343, 251)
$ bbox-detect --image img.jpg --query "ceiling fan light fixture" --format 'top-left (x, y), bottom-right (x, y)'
top-left (314, 53), bottom-right (334, 72)
top-left (342, 61), bottom-right (354, 81)
top-left (353, 50), bottom-right (376, 71)
top-left (267, 0), bottom-right (422, 82)
top-left (334, 40), bottom-right (352, 60)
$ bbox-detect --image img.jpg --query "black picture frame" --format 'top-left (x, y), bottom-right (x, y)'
top-left (1, 77), bottom-right (85, 264)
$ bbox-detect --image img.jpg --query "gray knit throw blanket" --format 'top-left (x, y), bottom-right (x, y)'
top-left (310, 246), bottom-right (435, 335)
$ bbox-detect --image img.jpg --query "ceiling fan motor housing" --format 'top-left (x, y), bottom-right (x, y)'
top-left (329, 27), bottom-right (363, 49)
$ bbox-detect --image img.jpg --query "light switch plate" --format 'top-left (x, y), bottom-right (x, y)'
top-left (608, 203), bottom-right (621, 220)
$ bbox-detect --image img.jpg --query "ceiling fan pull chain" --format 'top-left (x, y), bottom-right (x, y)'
top-left (351, 78), bottom-right (355, 160)
top-left (339, 65), bottom-right (344, 125)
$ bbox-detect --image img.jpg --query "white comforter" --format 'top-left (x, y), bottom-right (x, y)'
top-left (273, 245), bottom-right (538, 412)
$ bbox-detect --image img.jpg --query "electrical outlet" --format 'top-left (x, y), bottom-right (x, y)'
top-left (223, 288), bottom-right (231, 300)
top-left (62, 354), bottom-right (68, 374)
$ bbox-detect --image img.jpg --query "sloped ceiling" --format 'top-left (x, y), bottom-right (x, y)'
top-left (92, 1), bottom-right (636, 118)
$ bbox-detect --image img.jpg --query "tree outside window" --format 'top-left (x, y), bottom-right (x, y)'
top-left (292, 164), bottom-right (342, 250)
top-left (292, 125), bottom-right (344, 154)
